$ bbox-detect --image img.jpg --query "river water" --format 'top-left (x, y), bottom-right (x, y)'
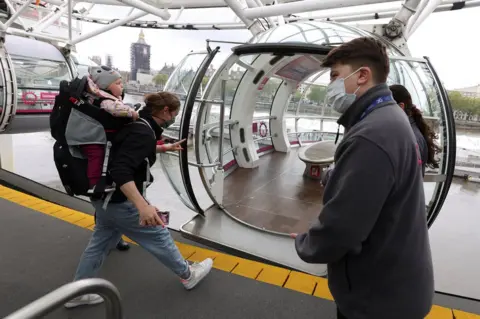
top-left (2, 94), bottom-right (479, 300)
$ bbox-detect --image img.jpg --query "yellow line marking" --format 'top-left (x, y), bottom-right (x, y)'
top-left (0, 184), bottom-right (478, 318)
top-left (256, 264), bottom-right (290, 287)
top-left (231, 258), bottom-right (264, 279)
top-left (284, 271), bottom-right (319, 295)
top-left (211, 253), bottom-right (239, 272)
top-left (454, 309), bottom-right (480, 318)
top-left (425, 305), bottom-right (454, 319)
top-left (313, 278), bottom-right (334, 301)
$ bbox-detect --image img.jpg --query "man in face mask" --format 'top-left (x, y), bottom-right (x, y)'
top-left (293, 37), bottom-right (433, 319)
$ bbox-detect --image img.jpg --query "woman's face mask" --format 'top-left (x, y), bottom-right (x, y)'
top-left (325, 68), bottom-right (362, 114)
top-left (162, 118), bottom-right (175, 128)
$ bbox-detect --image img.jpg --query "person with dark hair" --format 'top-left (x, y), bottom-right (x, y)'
top-left (293, 37), bottom-right (433, 319)
top-left (65, 91), bottom-right (213, 309)
top-left (390, 84), bottom-right (441, 176)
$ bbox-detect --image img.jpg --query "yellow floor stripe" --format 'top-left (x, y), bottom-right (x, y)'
top-left (0, 185), bottom-right (476, 318)
top-left (454, 309), bottom-right (480, 318)
top-left (284, 271), bottom-right (320, 295)
top-left (426, 306), bottom-right (453, 319)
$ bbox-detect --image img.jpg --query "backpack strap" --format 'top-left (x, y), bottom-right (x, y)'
top-left (102, 118), bottom-right (156, 210)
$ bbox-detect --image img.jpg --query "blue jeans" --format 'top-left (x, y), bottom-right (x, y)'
top-left (73, 200), bottom-right (190, 280)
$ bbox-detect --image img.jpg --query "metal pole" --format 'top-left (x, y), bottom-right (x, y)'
top-left (2, 0), bottom-right (26, 30)
top-left (40, 0), bottom-right (228, 7)
top-left (223, 0), bottom-right (264, 35)
top-left (3, 0), bottom-right (30, 29)
top-left (115, 0), bottom-right (171, 20)
top-left (33, 5), bottom-right (67, 33)
top-left (31, 8), bottom-right (57, 29)
top-left (406, 0), bottom-right (443, 38)
top-left (9, 28), bottom-right (69, 42)
top-left (282, 4), bottom-right (401, 22)
top-left (243, 0), bottom-right (400, 19)
top-left (67, 0), bottom-right (72, 41)
top-left (4, 279), bottom-right (123, 319)
top-left (70, 10), bottom-right (148, 45)
top-left (218, 79), bottom-right (226, 169)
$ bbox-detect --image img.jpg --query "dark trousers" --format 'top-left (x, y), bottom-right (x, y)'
top-left (337, 307), bottom-right (348, 319)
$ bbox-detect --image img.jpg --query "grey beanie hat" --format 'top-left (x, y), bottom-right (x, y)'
top-left (89, 65), bottom-right (122, 90)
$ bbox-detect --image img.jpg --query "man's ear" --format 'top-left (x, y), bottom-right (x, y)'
top-left (357, 67), bottom-right (371, 85)
top-left (399, 102), bottom-right (405, 110)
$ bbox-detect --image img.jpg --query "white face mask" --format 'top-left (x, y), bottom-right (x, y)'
top-left (325, 68), bottom-right (362, 114)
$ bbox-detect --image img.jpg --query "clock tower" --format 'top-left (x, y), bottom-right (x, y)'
top-left (130, 29), bottom-right (151, 82)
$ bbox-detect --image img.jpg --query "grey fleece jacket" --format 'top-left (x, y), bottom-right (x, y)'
top-left (295, 84), bottom-right (434, 319)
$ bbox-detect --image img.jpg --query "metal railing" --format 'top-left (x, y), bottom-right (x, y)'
top-left (4, 278), bottom-right (123, 319)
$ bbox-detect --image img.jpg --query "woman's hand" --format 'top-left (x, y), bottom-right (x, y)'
top-left (167, 139), bottom-right (186, 152)
top-left (157, 139), bottom-right (187, 153)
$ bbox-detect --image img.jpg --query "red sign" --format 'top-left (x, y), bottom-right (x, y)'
top-left (21, 91), bottom-right (37, 105)
top-left (311, 165), bottom-right (320, 177)
top-left (40, 92), bottom-right (58, 100)
top-left (257, 77), bottom-right (269, 90)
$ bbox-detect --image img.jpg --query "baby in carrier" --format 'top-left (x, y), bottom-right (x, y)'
top-left (81, 65), bottom-right (139, 189)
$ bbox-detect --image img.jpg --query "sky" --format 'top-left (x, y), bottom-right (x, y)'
top-left (72, 3), bottom-right (480, 90)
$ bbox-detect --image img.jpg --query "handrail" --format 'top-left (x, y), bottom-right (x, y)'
top-left (285, 114), bottom-right (441, 121)
top-left (4, 278), bottom-right (123, 319)
top-left (164, 151), bottom-right (219, 168)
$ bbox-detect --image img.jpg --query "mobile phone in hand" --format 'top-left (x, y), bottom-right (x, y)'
top-left (157, 210), bottom-right (170, 225)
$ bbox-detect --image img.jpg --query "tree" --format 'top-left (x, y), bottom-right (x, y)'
top-left (153, 73), bottom-right (168, 86)
top-left (202, 76), bottom-right (209, 87)
top-left (293, 91), bottom-right (303, 101)
top-left (448, 91), bottom-right (480, 115)
top-left (307, 85), bottom-right (327, 104)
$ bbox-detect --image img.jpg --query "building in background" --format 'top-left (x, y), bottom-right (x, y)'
top-left (158, 63), bottom-right (175, 77)
top-left (90, 55), bottom-right (102, 65)
top-left (105, 54), bottom-right (113, 68)
top-left (130, 29), bottom-right (151, 82)
top-left (455, 84), bottom-right (480, 98)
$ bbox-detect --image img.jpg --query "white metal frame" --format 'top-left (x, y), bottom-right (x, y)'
top-left (0, 0), bottom-right (477, 49)
top-left (269, 79), bottom-right (294, 153)
top-left (228, 53), bottom-right (276, 169)
top-left (0, 42), bottom-right (17, 133)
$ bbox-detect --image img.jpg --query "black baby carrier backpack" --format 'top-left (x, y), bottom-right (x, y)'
top-left (49, 76), bottom-right (127, 198)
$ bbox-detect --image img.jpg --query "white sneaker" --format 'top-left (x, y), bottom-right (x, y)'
top-left (181, 258), bottom-right (213, 290)
top-left (64, 294), bottom-right (104, 308)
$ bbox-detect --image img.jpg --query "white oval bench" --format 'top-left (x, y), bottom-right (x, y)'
top-left (298, 140), bottom-right (337, 179)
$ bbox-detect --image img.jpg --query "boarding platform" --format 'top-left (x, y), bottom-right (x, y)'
top-left (0, 185), bottom-right (479, 318)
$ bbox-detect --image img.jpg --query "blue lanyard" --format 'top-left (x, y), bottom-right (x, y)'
top-left (359, 95), bottom-right (393, 121)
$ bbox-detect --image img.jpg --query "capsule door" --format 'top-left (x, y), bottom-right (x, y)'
top-left (165, 43), bottom-right (456, 276)
top-left (157, 48), bottom-right (220, 214)
top-left (387, 55), bottom-right (456, 226)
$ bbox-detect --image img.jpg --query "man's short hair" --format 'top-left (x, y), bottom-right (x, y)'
top-left (321, 37), bottom-right (390, 83)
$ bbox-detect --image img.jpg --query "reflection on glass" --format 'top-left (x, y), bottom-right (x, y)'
top-left (16, 88), bottom-right (58, 111)
top-left (164, 53), bottom-right (206, 97)
top-left (12, 55), bottom-right (70, 112)
top-left (158, 152), bottom-right (195, 210)
top-left (239, 54), bottom-right (258, 65)
top-left (388, 59), bottom-right (444, 174)
top-left (158, 52), bottom-right (211, 212)
top-left (70, 53), bottom-right (99, 78)
top-left (12, 55), bottom-right (70, 89)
